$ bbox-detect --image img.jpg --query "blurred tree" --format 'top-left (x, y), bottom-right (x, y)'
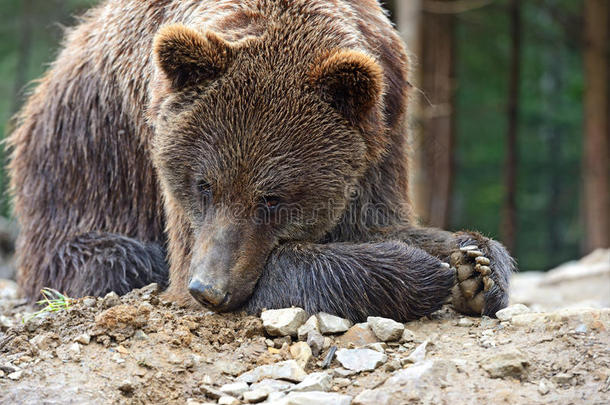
top-left (583, 0), bottom-right (610, 251)
top-left (501, 0), bottom-right (521, 254)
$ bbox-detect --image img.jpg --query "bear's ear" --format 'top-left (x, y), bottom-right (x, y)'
top-left (153, 25), bottom-right (234, 90)
top-left (309, 49), bottom-right (383, 124)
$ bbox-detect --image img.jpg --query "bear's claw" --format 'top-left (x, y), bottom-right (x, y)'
top-left (450, 244), bottom-right (494, 315)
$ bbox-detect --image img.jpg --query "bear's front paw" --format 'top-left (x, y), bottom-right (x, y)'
top-left (449, 235), bottom-right (513, 317)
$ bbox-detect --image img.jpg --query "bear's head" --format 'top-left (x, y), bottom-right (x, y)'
top-left (150, 25), bottom-right (387, 310)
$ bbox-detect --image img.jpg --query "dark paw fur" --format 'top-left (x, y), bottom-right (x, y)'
top-left (450, 233), bottom-right (514, 317)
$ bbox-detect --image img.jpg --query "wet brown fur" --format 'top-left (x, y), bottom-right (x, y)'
top-left (8, 0), bottom-right (513, 321)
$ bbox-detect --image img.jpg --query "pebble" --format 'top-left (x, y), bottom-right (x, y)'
top-left (317, 313), bottom-right (352, 334)
top-left (118, 380), bottom-right (135, 393)
top-left (481, 349), bottom-right (529, 378)
top-left (367, 316), bottom-right (404, 342)
top-left (297, 316), bottom-right (320, 341)
top-left (102, 291), bottom-right (121, 308)
top-left (496, 304), bottom-right (531, 321)
top-left (0, 315), bottom-right (13, 330)
top-left (403, 341), bottom-right (428, 364)
top-left (306, 330), bottom-right (325, 356)
top-left (335, 348), bottom-right (387, 372)
top-left (218, 396), bottom-right (240, 405)
top-left (75, 333), bottom-right (91, 345)
top-left (552, 372), bottom-right (573, 385)
top-left (291, 372), bottom-right (332, 392)
top-left (82, 297), bottom-right (97, 308)
top-left (365, 342), bottom-right (386, 353)
top-left (243, 389), bottom-right (268, 403)
top-left (538, 379), bottom-right (550, 395)
top-left (251, 378), bottom-right (295, 393)
top-left (384, 360), bottom-right (401, 372)
top-left (8, 370), bottom-right (23, 380)
top-left (199, 384), bottom-right (225, 399)
top-left (267, 392), bottom-right (286, 402)
top-left (332, 368), bottom-right (357, 377)
top-left (290, 342), bottom-right (313, 369)
top-left (399, 328), bottom-right (415, 343)
top-left (237, 360), bottom-right (307, 383)
top-left (134, 330), bottom-right (149, 341)
top-left (220, 381), bottom-right (249, 397)
top-left (337, 323), bottom-right (378, 347)
top-left (30, 334), bottom-right (56, 351)
top-left (457, 318), bottom-right (475, 327)
top-left (261, 308), bottom-right (308, 337)
top-left (273, 391), bottom-right (352, 405)
top-left (333, 378), bottom-right (350, 388)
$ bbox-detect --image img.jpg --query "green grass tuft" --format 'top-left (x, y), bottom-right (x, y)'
top-left (22, 288), bottom-right (74, 323)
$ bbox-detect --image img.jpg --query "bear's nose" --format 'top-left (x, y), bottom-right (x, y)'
top-left (188, 278), bottom-right (229, 308)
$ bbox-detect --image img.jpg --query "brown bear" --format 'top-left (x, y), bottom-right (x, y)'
top-left (8, 0), bottom-right (513, 321)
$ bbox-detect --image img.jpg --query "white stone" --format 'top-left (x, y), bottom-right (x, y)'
top-left (336, 348), bottom-right (387, 372)
top-left (404, 341), bottom-right (428, 364)
top-left (220, 381), bottom-right (249, 397)
top-left (8, 370), bottom-right (23, 380)
top-left (218, 396), bottom-right (240, 405)
top-left (496, 304), bottom-right (531, 321)
top-left (367, 317), bottom-right (404, 342)
top-left (75, 333), bottom-right (91, 345)
top-left (290, 342), bottom-right (313, 369)
top-left (250, 378), bottom-right (295, 393)
top-left (297, 316), bottom-right (320, 341)
top-left (272, 391), bottom-right (352, 405)
top-left (399, 329), bottom-right (415, 343)
top-left (261, 308), bottom-right (308, 337)
top-left (291, 372), bottom-right (332, 392)
top-left (243, 389), bottom-right (268, 403)
top-left (237, 360), bottom-right (307, 384)
top-left (317, 313), bottom-right (352, 334)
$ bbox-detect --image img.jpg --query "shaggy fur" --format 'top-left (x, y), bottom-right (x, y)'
top-left (8, 0), bottom-right (514, 321)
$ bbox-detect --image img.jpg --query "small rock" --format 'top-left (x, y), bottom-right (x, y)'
top-left (134, 330), bottom-right (148, 341)
top-left (574, 324), bottom-right (588, 333)
top-left (317, 313), bottom-right (352, 335)
top-left (118, 380), bottom-right (135, 393)
top-left (404, 341), bottom-right (428, 364)
top-left (200, 384), bottom-right (225, 399)
top-left (384, 360), bottom-right (401, 372)
top-left (218, 396), bottom-right (240, 405)
top-left (8, 370), bottom-right (23, 380)
top-left (277, 391), bottom-right (352, 405)
top-left (399, 328), bottom-right (415, 343)
top-left (337, 323), bottom-right (378, 347)
top-left (457, 318), bottom-right (475, 327)
top-left (75, 333), bottom-right (91, 345)
top-left (0, 315), bottom-right (13, 330)
top-left (552, 372), bottom-right (573, 385)
top-left (336, 348), bottom-right (387, 372)
top-left (185, 399), bottom-right (204, 405)
top-left (332, 368), bottom-right (357, 377)
top-left (267, 392), bottom-right (286, 401)
top-left (353, 389), bottom-right (391, 405)
top-left (333, 378), bottom-right (350, 388)
top-left (67, 342), bottom-right (81, 357)
top-left (243, 390), bottom-right (268, 403)
top-left (220, 381), bottom-right (249, 397)
top-left (292, 372), bottom-right (332, 392)
top-left (496, 304), bottom-right (531, 321)
top-left (290, 342), bottom-right (313, 369)
top-left (82, 297), bottom-right (97, 308)
top-left (237, 360), bottom-right (307, 383)
top-left (102, 291), bottom-right (121, 308)
top-left (306, 330), bottom-right (325, 356)
top-left (365, 342), bottom-right (386, 353)
top-left (297, 316), bottom-right (320, 341)
top-left (481, 349), bottom-right (529, 379)
top-left (216, 360), bottom-right (248, 377)
top-left (251, 378), bottom-right (295, 393)
top-left (538, 379), bottom-right (550, 395)
top-left (323, 337), bottom-right (333, 349)
top-left (479, 316), bottom-right (499, 329)
top-left (261, 308), bottom-right (308, 337)
top-left (30, 334), bottom-right (57, 351)
top-left (367, 317), bottom-right (404, 342)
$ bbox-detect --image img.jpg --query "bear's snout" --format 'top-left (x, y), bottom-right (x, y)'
top-left (188, 277), bottom-right (230, 308)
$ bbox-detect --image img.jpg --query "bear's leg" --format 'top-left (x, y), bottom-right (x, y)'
top-left (245, 241), bottom-right (456, 322)
top-left (397, 227), bottom-right (513, 317)
top-left (25, 232), bottom-right (168, 299)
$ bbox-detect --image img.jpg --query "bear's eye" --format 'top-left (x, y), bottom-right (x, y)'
top-left (196, 180), bottom-right (212, 200)
top-left (262, 196), bottom-right (281, 211)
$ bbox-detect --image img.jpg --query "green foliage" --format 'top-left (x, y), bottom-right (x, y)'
top-left (22, 288), bottom-right (74, 323)
top-left (453, 0), bottom-right (584, 270)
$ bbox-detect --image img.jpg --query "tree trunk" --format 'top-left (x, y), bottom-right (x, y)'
top-left (501, 0), bottom-right (522, 254)
top-left (419, 0), bottom-right (457, 228)
top-left (395, 0), bottom-right (426, 222)
top-left (583, 0), bottom-right (610, 251)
